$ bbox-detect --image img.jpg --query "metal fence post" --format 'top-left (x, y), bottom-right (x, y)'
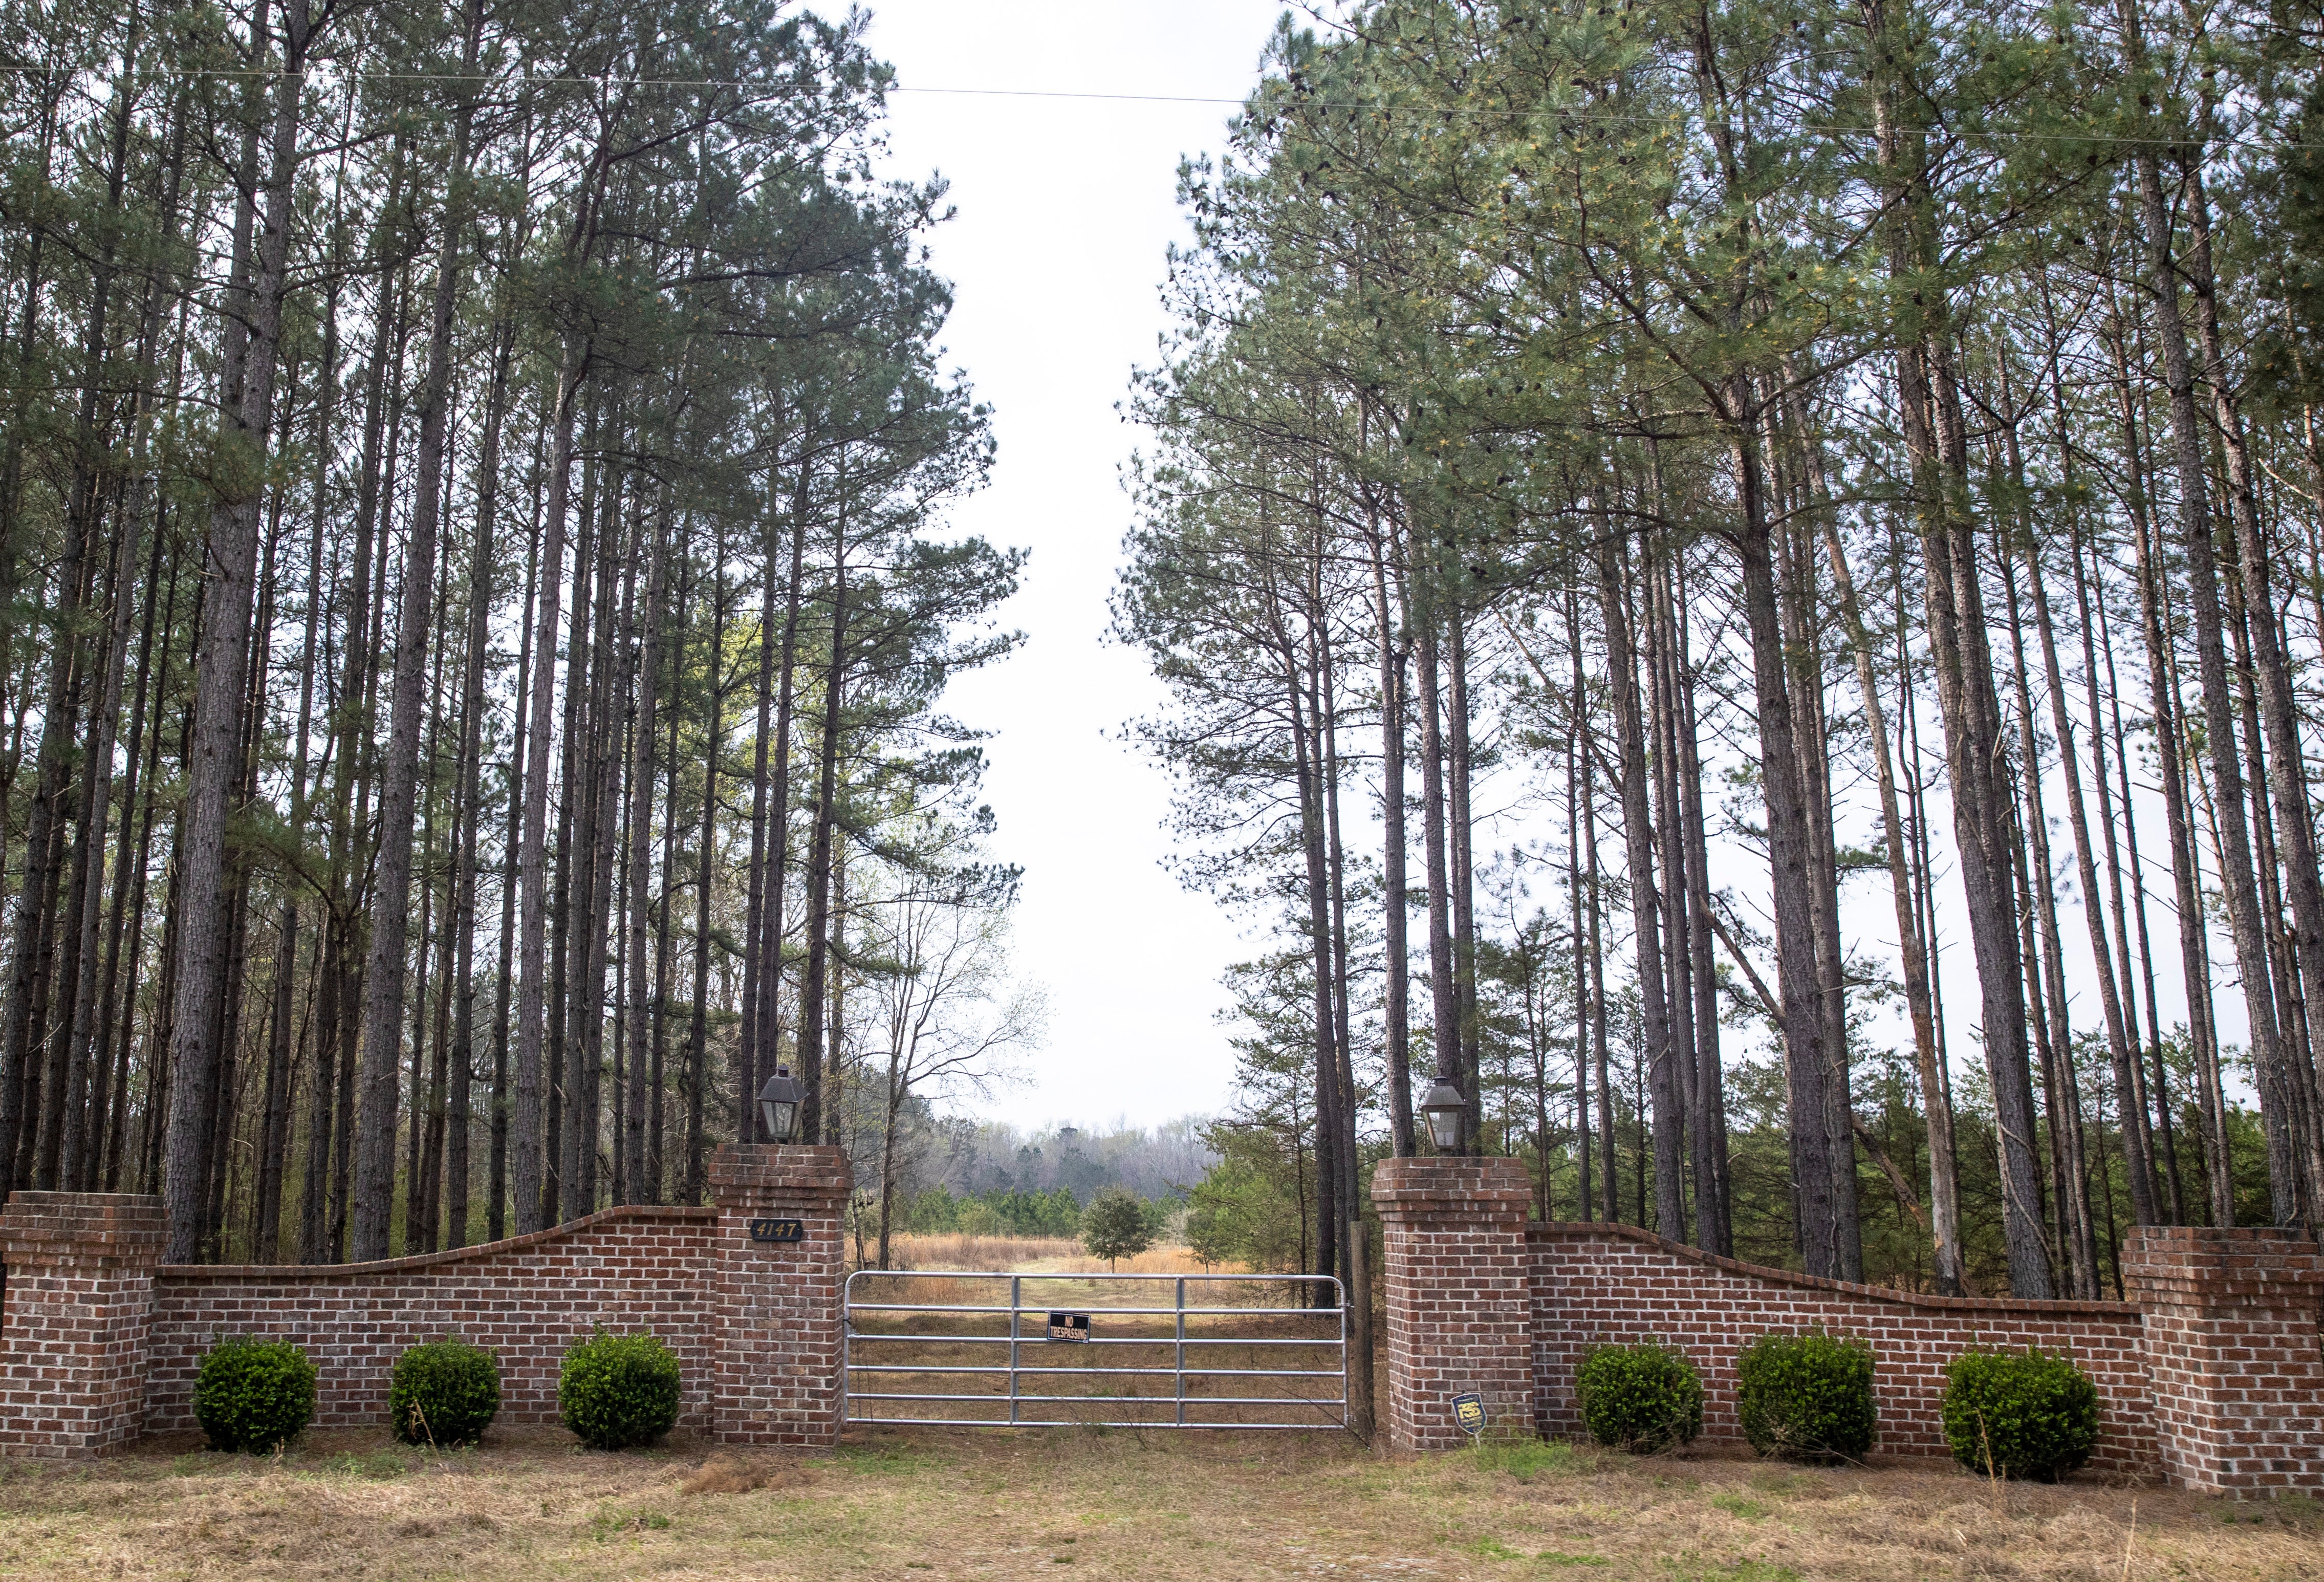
top-left (1174, 1276), bottom-right (1187, 1426)
top-left (1008, 1273), bottom-right (1021, 1426)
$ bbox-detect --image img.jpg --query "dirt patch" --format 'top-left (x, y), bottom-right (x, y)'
top-left (680, 1454), bottom-right (814, 1495)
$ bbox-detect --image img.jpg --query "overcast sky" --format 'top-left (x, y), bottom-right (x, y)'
top-left (856, 2), bottom-right (1295, 1131)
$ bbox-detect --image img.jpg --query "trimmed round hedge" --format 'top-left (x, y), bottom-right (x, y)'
top-left (1575, 1341), bottom-right (1703, 1453)
top-left (1735, 1329), bottom-right (1877, 1463)
top-left (1942, 1347), bottom-right (2099, 1481)
top-left (390, 1338), bottom-right (501, 1446)
top-left (559, 1329), bottom-right (682, 1450)
top-left (194, 1336), bottom-right (317, 1454)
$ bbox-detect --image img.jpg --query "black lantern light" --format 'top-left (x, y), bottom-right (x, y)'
top-left (1420, 1078), bottom-right (1465, 1152)
top-left (757, 1066), bottom-right (803, 1143)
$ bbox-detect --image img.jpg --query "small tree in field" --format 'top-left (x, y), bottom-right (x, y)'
top-left (1184, 1200), bottom-right (1233, 1271)
top-left (1079, 1187), bottom-right (1152, 1270)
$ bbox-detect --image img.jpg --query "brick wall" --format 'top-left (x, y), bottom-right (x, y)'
top-left (1, 1143), bottom-right (850, 1458)
top-left (1527, 1222), bottom-right (2155, 1472)
top-left (1358, 1161), bottom-right (2324, 1492)
top-left (0, 1193), bottom-right (166, 1457)
top-left (1374, 1156), bottom-right (1536, 1452)
top-left (707, 1145), bottom-right (850, 1446)
top-left (2123, 1225), bottom-right (2324, 1494)
top-left (145, 1205), bottom-right (720, 1434)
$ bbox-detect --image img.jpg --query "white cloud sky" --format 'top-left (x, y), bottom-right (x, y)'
top-left (859, 1), bottom-right (1295, 1131)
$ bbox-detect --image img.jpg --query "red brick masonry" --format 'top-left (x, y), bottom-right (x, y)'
top-left (0, 1192), bottom-right (167, 1456)
top-left (1374, 1156), bottom-right (1535, 1454)
top-left (1529, 1222), bottom-right (2152, 1471)
top-left (1378, 1157), bottom-right (2324, 1496)
top-left (12, 1150), bottom-right (2323, 1495)
top-left (0, 1144), bottom-right (848, 1457)
top-left (146, 1205), bottom-right (721, 1434)
top-left (708, 1144), bottom-right (850, 1446)
top-left (2123, 1226), bottom-right (2324, 1494)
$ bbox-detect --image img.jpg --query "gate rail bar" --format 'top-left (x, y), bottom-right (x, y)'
top-left (842, 1269), bottom-right (1346, 1431)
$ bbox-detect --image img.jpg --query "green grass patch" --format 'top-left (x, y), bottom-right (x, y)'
top-left (322, 1449), bottom-right (412, 1480)
top-left (589, 1507), bottom-right (674, 1541)
top-left (1710, 1493), bottom-right (1769, 1521)
top-left (1538, 1551), bottom-right (1611, 1567)
top-left (816, 1442), bottom-right (942, 1475)
top-left (1464, 1535), bottom-right (1526, 1559)
top-left (1471, 1439), bottom-right (1591, 1483)
top-left (1745, 1470), bottom-right (1823, 1497)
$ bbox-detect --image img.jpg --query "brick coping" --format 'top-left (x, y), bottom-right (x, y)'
top-left (154, 1203), bottom-right (717, 1281)
top-left (1528, 1220), bottom-right (2142, 1318)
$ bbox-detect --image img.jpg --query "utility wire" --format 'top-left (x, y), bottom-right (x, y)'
top-left (0, 64), bottom-right (2306, 150)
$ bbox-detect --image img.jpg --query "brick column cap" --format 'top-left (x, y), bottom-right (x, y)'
top-left (1372, 1155), bottom-right (1532, 1220)
top-left (708, 1143), bottom-right (852, 1203)
top-left (2121, 1224), bottom-right (2324, 1308)
top-left (0, 1191), bottom-right (166, 1266)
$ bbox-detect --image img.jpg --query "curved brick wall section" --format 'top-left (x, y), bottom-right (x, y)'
top-left (2, 1146), bottom-right (848, 1458)
top-left (1527, 1223), bottom-right (2155, 1471)
top-left (145, 1205), bottom-right (720, 1434)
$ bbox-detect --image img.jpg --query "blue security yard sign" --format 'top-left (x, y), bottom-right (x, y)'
top-left (1452, 1391), bottom-right (1487, 1441)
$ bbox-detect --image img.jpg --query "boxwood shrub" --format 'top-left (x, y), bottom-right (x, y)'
top-left (558, 1329), bottom-right (682, 1450)
top-left (390, 1337), bottom-right (501, 1446)
top-left (193, 1335), bottom-right (317, 1454)
top-left (1942, 1346), bottom-right (2099, 1481)
top-left (1735, 1329), bottom-right (1878, 1463)
top-left (1574, 1341), bottom-right (1703, 1453)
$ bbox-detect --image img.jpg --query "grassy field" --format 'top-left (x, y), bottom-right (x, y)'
top-left (871, 1234), bottom-right (1228, 1276)
top-left (2, 1422), bottom-right (2317, 1581)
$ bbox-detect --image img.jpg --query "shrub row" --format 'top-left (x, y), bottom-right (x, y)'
top-left (1574, 1331), bottom-right (2099, 1480)
top-left (192, 1329), bottom-right (681, 1455)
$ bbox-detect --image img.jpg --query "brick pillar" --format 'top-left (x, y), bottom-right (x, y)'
top-left (1373, 1155), bottom-right (1534, 1453)
top-left (708, 1143), bottom-right (851, 1445)
top-left (2122, 1225), bottom-right (2324, 1496)
top-left (0, 1191), bottom-right (166, 1458)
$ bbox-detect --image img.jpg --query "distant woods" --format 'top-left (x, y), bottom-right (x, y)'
top-left (0, 0), bottom-right (1023, 1261)
top-left (1122, 0), bottom-right (2324, 1299)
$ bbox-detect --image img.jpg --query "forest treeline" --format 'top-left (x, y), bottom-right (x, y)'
top-left (0, 0), bottom-right (1029, 1263)
top-left (1122, 0), bottom-right (2324, 1300)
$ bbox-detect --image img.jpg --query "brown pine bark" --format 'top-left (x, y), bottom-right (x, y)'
top-left (2115, 1), bottom-right (2300, 1220)
top-left (1415, 608), bottom-right (1460, 1135)
top-left (162, 0), bottom-right (317, 1261)
top-left (797, 492), bottom-right (850, 1145)
top-left (515, 351), bottom-right (587, 1234)
top-left (687, 531), bottom-right (728, 1195)
top-left (1363, 489), bottom-right (1415, 1157)
top-left (622, 491), bottom-right (669, 1202)
top-left (1820, 507), bottom-right (1962, 1290)
top-left (1598, 531), bottom-right (1680, 1239)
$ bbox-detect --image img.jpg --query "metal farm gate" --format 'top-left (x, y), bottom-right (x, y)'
top-left (841, 1270), bottom-right (1347, 1431)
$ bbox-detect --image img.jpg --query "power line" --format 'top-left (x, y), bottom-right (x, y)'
top-left (0, 62), bottom-right (2304, 151)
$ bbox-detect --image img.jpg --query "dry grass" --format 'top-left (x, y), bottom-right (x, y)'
top-left (873, 1232), bottom-right (1084, 1272)
top-left (874, 1234), bottom-right (1241, 1277)
top-left (2, 1422), bottom-right (2318, 1580)
top-left (677, 1454), bottom-right (813, 1496)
